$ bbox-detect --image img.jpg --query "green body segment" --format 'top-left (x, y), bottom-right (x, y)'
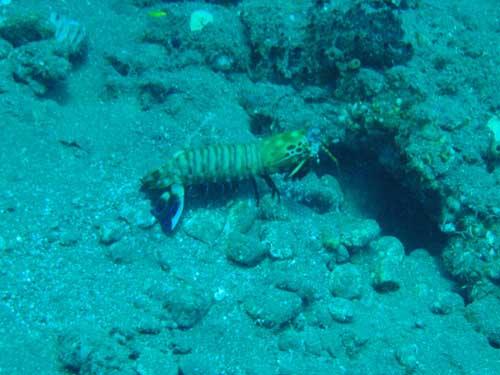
top-left (260, 129), bottom-right (310, 175)
top-left (178, 143), bottom-right (265, 184)
top-left (142, 142), bottom-right (266, 190)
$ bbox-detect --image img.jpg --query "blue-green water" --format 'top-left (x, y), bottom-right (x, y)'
top-left (0, 0), bottom-right (499, 374)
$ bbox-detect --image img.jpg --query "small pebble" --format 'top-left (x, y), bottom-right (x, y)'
top-left (119, 203), bottom-right (156, 229)
top-left (328, 297), bottom-right (354, 323)
top-left (329, 264), bottom-right (363, 300)
top-left (58, 230), bottom-right (80, 246)
top-left (430, 292), bottom-right (464, 315)
top-left (269, 244), bottom-right (294, 260)
top-left (105, 241), bottom-right (135, 264)
top-left (370, 236), bottom-right (405, 292)
top-left (183, 209), bottom-right (224, 244)
top-left (334, 244), bottom-right (350, 264)
top-left (213, 287), bottom-right (227, 302)
top-left (244, 289), bottom-right (302, 329)
top-left (395, 344), bottom-right (419, 372)
top-left (414, 319), bottom-right (426, 329)
top-left (227, 201), bottom-right (258, 234)
top-left (226, 232), bottom-right (267, 267)
top-left (278, 330), bottom-right (303, 352)
top-left (134, 211), bottom-right (157, 229)
top-left (155, 249), bottom-right (171, 272)
top-left (371, 257), bottom-right (401, 292)
top-left (340, 218), bottom-right (381, 250)
top-left (99, 220), bottom-right (126, 245)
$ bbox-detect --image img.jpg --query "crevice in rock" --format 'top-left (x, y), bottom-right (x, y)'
top-left (322, 145), bottom-right (448, 253)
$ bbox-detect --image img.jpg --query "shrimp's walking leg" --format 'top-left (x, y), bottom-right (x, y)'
top-left (250, 177), bottom-right (260, 206)
top-left (262, 175), bottom-right (280, 201)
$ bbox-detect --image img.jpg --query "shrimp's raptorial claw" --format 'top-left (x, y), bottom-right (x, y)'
top-left (152, 183), bottom-right (185, 231)
top-left (288, 158), bottom-right (308, 179)
top-left (169, 183), bottom-right (185, 229)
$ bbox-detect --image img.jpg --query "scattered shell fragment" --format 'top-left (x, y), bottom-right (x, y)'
top-left (189, 10), bottom-right (213, 32)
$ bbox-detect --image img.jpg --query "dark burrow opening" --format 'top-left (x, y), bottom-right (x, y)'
top-left (322, 145), bottom-right (448, 254)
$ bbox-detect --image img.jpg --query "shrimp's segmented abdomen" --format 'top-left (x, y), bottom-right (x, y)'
top-left (171, 143), bottom-right (264, 184)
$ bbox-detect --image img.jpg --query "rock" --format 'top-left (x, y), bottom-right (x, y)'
top-left (226, 200), bottom-right (258, 234)
top-left (99, 220), bottom-right (126, 245)
top-left (395, 344), bottom-right (419, 373)
top-left (260, 222), bottom-right (296, 260)
top-left (134, 315), bottom-right (162, 335)
top-left (430, 292), bottom-right (464, 315)
top-left (340, 330), bottom-right (369, 359)
top-left (268, 243), bottom-right (294, 260)
top-left (329, 264), bottom-right (363, 300)
top-left (278, 330), bottom-right (303, 352)
top-left (302, 327), bottom-right (323, 356)
top-left (225, 231), bottom-right (266, 267)
top-left (142, 4), bottom-right (249, 72)
top-left (105, 239), bottom-right (136, 264)
top-left (370, 236), bottom-right (405, 292)
top-left (0, 13), bottom-right (52, 47)
top-left (57, 329), bottom-right (134, 374)
top-left (258, 194), bottom-right (289, 221)
top-left (465, 296), bottom-right (500, 348)
top-left (47, 225), bottom-right (80, 246)
top-left (370, 236), bottom-right (405, 258)
top-left (182, 209), bottom-right (225, 245)
top-left (244, 288), bottom-right (302, 329)
top-left (334, 244), bottom-right (350, 264)
top-left (322, 234), bottom-right (350, 264)
top-left (274, 267), bottom-right (319, 304)
top-left (57, 332), bottom-right (95, 374)
top-left (155, 249), bottom-right (171, 272)
top-left (169, 335), bottom-right (192, 355)
top-left (152, 281), bottom-right (212, 330)
top-left (240, 1), bottom-right (311, 82)
top-left (371, 256), bottom-right (402, 292)
top-left (287, 173), bottom-right (344, 213)
top-left (339, 217), bottom-right (381, 251)
top-left (328, 297), bottom-right (354, 323)
top-left (59, 230), bottom-right (80, 247)
top-left (10, 40), bottom-right (71, 95)
top-left (119, 203), bottom-right (156, 229)
top-left (332, 3), bottom-right (413, 69)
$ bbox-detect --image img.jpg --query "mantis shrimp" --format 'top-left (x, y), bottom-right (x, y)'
top-left (141, 128), bottom-right (336, 230)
